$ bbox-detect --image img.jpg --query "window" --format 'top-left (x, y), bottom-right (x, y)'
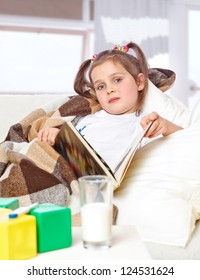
top-left (0, 0), bottom-right (94, 94)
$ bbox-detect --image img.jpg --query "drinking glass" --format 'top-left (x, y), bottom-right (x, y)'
top-left (78, 175), bottom-right (113, 249)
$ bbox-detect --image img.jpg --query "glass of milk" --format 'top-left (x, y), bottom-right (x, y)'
top-left (78, 175), bottom-right (113, 249)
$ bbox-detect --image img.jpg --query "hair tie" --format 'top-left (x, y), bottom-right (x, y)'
top-left (91, 53), bottom-right (98, 63)
top-left (113, 44), bottom-right (129, 52)
top-left (90, 44), bottom-right (128, 64)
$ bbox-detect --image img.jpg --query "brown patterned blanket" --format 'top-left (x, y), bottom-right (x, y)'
top-left (0, 68), bottom-right (175, 222)
top-left (0, 96), bottom-right (100, 206)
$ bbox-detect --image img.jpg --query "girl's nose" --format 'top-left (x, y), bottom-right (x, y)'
top-left (107, 88), bottom-right (115, 94)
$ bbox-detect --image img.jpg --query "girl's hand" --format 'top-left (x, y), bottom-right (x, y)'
top-left (37, 127), bottom-right (60, 146)
top-left (140, 112), bottom-right (183, 138)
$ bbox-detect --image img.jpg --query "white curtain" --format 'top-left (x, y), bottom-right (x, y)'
top-left (94, 0), bottom-right (168, 61)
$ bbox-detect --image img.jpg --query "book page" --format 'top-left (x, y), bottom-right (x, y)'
top-left (55, 121), bottom-right (119, 188)
top-left (114, 121), bottom-right (153, 184)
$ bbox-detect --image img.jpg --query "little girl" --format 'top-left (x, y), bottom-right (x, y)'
top-left (37, 41), bottom-right (182, 172)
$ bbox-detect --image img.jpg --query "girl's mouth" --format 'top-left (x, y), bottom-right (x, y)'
top-left (109, 97), bottom-right (120, 103)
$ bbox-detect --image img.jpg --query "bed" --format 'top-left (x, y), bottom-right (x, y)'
top-left (114, 81), bottom-right (200, 259)
top-left (1, 71), bottom-right (200, 259)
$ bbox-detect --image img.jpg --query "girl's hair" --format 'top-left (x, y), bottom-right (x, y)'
top-left (74, 41), bottom-right (149, 112)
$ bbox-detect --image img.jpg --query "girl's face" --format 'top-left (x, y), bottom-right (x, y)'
top-left (91, 60), bottom-right (145, 115)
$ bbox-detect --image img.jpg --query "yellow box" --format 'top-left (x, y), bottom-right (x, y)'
top-left (0, 214), bottom-right (37, 260)
top-left (0, 208), bottom-right (11, 220)
top-left (0, 208), bottom-right (11, 214)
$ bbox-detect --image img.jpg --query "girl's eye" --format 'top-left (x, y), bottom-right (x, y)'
top-left (96, 84), bottom-right (105, 91)
top-left (114, 78), bottom-right (121, 83)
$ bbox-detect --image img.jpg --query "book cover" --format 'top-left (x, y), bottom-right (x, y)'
top-left (55, 121), bottom-right (153, 189)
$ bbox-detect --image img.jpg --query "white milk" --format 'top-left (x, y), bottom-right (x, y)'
top-left (81, 202), bottom-right (112, 242)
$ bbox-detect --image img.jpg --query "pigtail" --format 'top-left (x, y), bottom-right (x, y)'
top-left (126, 42), bottom-right (149, 113)
top-left (126, 42), bottom-right (149, 80)
top-left (74, 59), bottom-right (95, 99)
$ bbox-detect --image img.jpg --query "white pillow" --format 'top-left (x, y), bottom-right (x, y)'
top-left (188, 96), bottom-right (200, 125)
top-left (114, 124), bottom-right (200, 247)
top-left (142, 80), bottom-right (191, 128)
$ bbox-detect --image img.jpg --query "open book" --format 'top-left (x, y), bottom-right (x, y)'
top-left (55, 121), bottom-right (153, 189)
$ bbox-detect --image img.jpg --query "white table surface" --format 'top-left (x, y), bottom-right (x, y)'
top-left (35, 225), bottom-right (151, 260)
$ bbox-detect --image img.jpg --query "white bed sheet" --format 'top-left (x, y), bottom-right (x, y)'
top-left (144, 220), bottom-right (200, 260)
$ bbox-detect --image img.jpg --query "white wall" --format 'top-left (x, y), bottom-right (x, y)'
top-left (168, 0), bottom-right (189, 105)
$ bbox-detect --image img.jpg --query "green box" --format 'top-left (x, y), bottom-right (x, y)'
top-left (0, 198), bottom-right (19, 210)
top-left (30, 203), bottom-right (72, 253)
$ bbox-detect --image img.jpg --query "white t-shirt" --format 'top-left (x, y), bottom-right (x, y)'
top-left (76, 110), bottom-right (149, 172)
